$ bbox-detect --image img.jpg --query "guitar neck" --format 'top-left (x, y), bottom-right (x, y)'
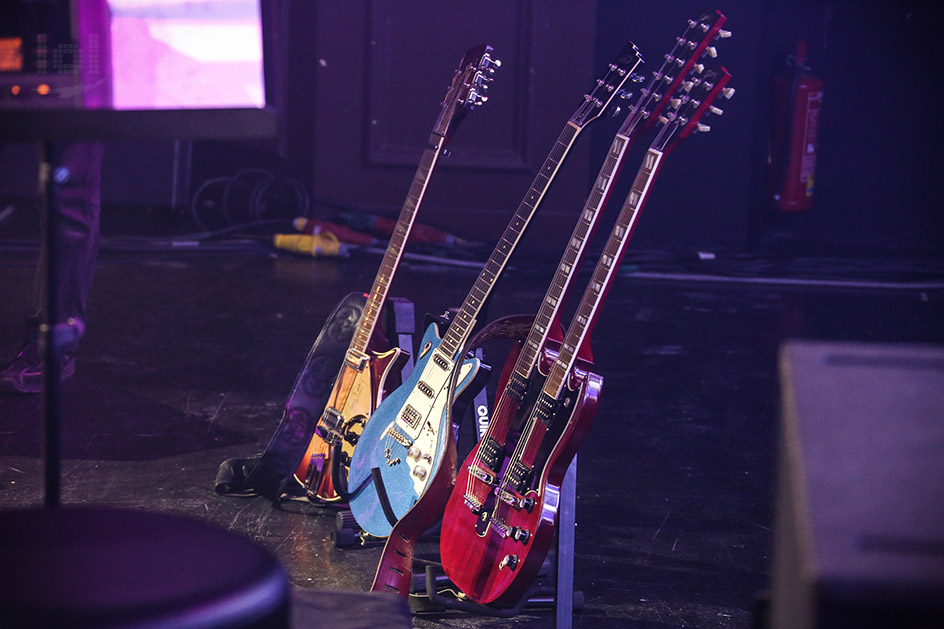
top-left (542, 147), bottom-right (664, 401)
top-left (438, 122), bottom-right (582, 360)
top-left (506, 128), bottom-right (634, 392)
top-left (348, 131), bottom-right (446, 358)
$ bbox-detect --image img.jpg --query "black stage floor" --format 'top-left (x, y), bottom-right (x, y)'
top-left (1, 234), bottom-right (941, 627)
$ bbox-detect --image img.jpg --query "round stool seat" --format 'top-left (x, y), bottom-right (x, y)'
top-left (0, 506), bottom-right (289, 628)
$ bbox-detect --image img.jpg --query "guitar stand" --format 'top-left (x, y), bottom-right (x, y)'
top-left (408, 456), bottom-right (582, 628)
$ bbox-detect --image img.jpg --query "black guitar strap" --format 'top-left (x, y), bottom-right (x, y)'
top-left (214, 292), bottom-right (367, 500)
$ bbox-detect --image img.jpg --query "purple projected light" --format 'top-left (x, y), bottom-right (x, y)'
top-left (109, 0), bottom-right (264, 110)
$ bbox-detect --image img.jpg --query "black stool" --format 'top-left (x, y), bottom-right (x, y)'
top-left (0, 506), bottom-right (289, 628)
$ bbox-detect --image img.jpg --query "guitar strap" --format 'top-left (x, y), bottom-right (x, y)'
top-left (214, 292), bottom-right (368, 500)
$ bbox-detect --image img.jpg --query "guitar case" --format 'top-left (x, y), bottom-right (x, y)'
top-left (215, 292), bottom-right (409, 501)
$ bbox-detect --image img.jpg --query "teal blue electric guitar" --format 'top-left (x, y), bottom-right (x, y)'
top-left (347, 42), bottom-right (644, 537)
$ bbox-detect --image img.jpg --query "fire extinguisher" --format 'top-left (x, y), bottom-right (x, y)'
top-left (769, 41), bottom-right (824, 212)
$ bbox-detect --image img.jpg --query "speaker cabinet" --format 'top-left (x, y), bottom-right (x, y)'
top-left (773, 341), bottom-right (944, 628)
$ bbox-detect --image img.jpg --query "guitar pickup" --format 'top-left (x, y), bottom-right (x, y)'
top-left (432, 353), bottom-right (450, 371)
top-left (467, 465), bottom-right (497, 486)
top-left (400, 404), bottom-right (422, 430)
top-left (417, 381), bottom-right (435, 398)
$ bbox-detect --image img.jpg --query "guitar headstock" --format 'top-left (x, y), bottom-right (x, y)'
top-left (437, 44), bottom-right (501, 145)
top-left (650, 65), bottom-right (734, 155)
top-left (571, 42), bottom-right (644, 129)
top-left (619, 8), bottom-right (731, 139)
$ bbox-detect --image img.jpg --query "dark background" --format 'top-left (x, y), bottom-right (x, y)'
top-left (3, 0), bottom-right (943, 255)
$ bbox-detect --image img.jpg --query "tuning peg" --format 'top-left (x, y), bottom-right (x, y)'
top-left (658, 115), bottom-right (670, 125)
top-left (670, 97), bottom-right (682, 109)
top-left (705, 46), bottom-right (718, 58)
top-left (681, 80), bottom-right (694, 92)
top-left (585, 94), bottom-right (603, 108)
top-left (722, 87), bottom-right (736, 99)
top-left (717, 29), bottom-right (732, 39)
top-left (692, 63), bottom-right (705, 74)
top-left (695, 122), bottom-right (711, 133)
top-left (709, 105), bottom-right (723, 116)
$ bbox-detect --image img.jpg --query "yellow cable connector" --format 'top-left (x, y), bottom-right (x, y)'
top-left (273, 232), bottom-right (347, 257)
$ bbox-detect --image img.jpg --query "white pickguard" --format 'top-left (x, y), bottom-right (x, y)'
top-left (392, 347), bottom-right (474, 496)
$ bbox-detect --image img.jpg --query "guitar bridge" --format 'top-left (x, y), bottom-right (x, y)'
top-left (468, 465), bottom-right (496, 486)
top-left (385, 424), bottom-right (413, 448)
top-left (314, 406), bottom-right (345, 443)
top-left (490, 517), bottom-right (512, 538)
top-left (463, 494), bottom-right (483, 512)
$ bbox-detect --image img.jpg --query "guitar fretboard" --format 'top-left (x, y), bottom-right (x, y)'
top-left (542, 148), bottom-right (663, 400)
top-left (438, 122), bottom-right (580, 360)
top-left (509, 131), bottom-right (630, 385)
top-left (349, 131), bottom-right (445, 356)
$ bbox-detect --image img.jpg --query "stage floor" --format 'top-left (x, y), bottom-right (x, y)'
top-left (1, 236), bottom-right (941, 628)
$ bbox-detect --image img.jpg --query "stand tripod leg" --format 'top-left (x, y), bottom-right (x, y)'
top-left (555, 454), bottom-right (577, 628)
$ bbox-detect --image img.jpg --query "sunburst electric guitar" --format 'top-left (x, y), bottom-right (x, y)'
top-left (440, 60), bottom-right (735, 606)
top-left (347, 43), bottom-right (645, 538)
top-left (293, 44), bottom-right (500, 502)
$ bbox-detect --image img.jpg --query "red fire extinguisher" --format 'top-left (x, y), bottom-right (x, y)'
top-left (769, 41), bottom-right (824, 212)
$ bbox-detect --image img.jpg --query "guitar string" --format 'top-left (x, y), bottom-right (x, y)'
top-left (473, 24), bottom-right (701, 530)
top-left (466, 52), bottom-right (652, 530)
top-left (480, 16), bottom-right (721, 537)
top-left (347, 53), bottom-right (487, 501)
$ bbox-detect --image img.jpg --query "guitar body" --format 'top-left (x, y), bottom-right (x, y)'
top-left (348, 321), bottom-right (483, 537)
top-left (440, 369), bottom-right (602, 606)
top-left (294, 344), bottom-right (408, 502)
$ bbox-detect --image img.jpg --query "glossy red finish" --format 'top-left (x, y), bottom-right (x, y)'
top-left (440, 369), bottom-right (602, 606)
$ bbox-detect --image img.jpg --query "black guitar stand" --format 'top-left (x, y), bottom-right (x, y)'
top-left (406, 456), bottom-right (582, 628)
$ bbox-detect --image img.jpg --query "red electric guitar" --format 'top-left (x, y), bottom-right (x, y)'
top-left (293, 44), bottom-right (499, 502)
top-left (440, 59), bottom-right (735, 606)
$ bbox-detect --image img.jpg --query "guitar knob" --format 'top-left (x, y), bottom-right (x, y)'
top-left (407, 446), bottom-right (421, 460)
top-left (412, 466), bottom-right (427, 480)
top-left (499, 554), bottom-right (519, 571)
top-left (513, 527), bottom-right (531, 544)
